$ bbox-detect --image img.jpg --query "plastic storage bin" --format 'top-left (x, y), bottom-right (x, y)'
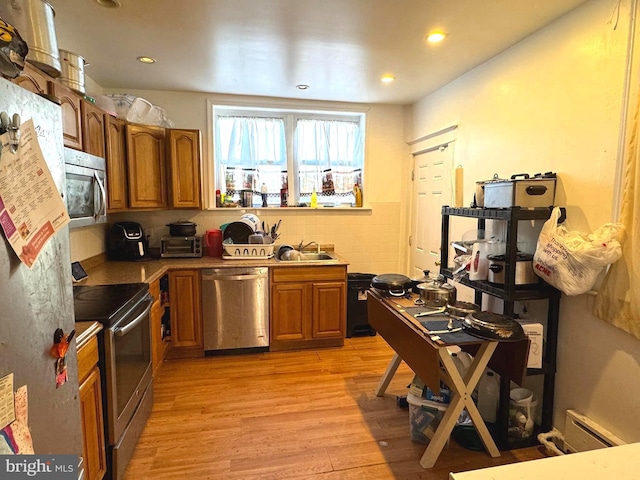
top-left (407, 392), bottom-right (448, 445)
top-left (347, 273), bottom-right (377, 337)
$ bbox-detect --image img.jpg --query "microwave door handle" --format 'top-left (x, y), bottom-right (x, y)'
top-left (94, 171), bottom-right (106, 219)
top-left (114, 298), bottom-right (153, 337)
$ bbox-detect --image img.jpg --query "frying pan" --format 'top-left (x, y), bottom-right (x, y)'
top-left (462, 311), bottom-right (526, 341)
top-left (371, 274), bottom-right (412, 297)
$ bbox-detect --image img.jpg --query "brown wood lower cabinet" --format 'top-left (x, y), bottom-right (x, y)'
top-left (270, 266), bottom-right (346, 351)
top-left (168, 270), bottom-right (203, 357)
top-left (149, 278), bottom-right (170, 375)
top-left (78, 336), bottom-right (107, 480)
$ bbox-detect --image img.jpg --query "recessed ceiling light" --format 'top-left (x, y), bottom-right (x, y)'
top-left (95, 0), bottom-right (121, 8)
top-left (296, 84), bottom-right (310, 90)
top-left (426, 31), bottom-right (447, 43)
top-left (380, 75), bottom-right (395, 83)
top-left (137, 56), bottom-right (156, 64)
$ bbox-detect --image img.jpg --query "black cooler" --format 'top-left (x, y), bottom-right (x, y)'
top-left (347, 273), bottom-right (377, 337)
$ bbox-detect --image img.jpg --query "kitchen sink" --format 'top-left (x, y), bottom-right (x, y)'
top-left (276, 251), bottom-right (338, 262)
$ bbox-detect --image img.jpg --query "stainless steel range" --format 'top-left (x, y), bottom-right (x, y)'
top-left (73, 283), bottom-right (153, 480)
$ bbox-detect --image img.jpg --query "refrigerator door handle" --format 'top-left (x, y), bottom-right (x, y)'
top-left (114, 298), bottom-right (152, 337)
top-left (94, 170), bottom-right (107, 219)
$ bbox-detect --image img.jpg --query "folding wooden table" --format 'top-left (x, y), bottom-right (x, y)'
top-left (367, 289), bottom-right (528, 469)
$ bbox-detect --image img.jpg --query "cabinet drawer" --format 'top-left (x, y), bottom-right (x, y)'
top-left (271, 266), bottom-right (346, 283)
top-left (77, 335), bottom-right (99, 383)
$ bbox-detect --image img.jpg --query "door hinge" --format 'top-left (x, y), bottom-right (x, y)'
top-left (411, 170), bottom-right (414, 181)
top-left (408, 235), bottom-right (412, 247)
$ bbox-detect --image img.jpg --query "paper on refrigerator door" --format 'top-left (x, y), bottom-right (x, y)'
top-left (0, 373), bottom-right (15, 430)
top-left (0, 119), bottom-right (69, 268)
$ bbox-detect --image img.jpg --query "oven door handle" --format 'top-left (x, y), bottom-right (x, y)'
top-left (114, 298), bottom-right (153, 337)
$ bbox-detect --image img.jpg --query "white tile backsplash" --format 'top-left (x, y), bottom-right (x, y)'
top-left (75, 202), bottom-right (404, 275)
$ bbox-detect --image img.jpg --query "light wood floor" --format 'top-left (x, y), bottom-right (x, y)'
top-left (124, 335), bottom-right (547, 479)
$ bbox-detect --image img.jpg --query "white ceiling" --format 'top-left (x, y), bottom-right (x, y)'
top-left (47, 0), bottom-right (589, 105)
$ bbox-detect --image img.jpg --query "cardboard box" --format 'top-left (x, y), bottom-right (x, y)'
top-left (409, 375), bottom-right (451, 404)
top-left (518, 321), bottom-right (543, 368)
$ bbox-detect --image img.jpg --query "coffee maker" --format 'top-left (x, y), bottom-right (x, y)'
top-left (107, 222), bottom-right (149, 261)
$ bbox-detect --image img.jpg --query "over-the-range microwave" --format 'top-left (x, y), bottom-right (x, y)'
top-left (63, 147), bottom-right (107, 229)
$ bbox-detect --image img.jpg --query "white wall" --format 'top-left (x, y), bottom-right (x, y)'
top-left (70, 91), bottom-right (408, 275)
top-left (405, 0), bottom-right (640, 441)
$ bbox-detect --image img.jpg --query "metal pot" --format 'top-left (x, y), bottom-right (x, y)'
top-left (487, 252), bottom-right (539, 285)
top-left (0, 0), bottom-right (61, 77)
top-left (59, 49), bottom-right (86, 94)
top-left (166, 220), bottom-right (197, 237)
top-left (371, 274), bottom-right (412, 297)
top-left (415, 276), bottom-right (457, 307)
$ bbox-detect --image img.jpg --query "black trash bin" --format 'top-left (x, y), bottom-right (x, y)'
top-left (347, 273), bottom-right (377, 337)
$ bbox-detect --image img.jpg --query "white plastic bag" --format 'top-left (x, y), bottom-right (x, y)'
top-left (533, 207), bottom-right (624, 296)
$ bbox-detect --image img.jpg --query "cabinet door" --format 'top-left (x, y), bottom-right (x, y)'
top-left (50, 82), bottom-right (83, 150)
top-left (311, 282), bottom-right (346, 339)
top-left (149, 279), bottom-right (164, 376)
top-left (126, 124), bottom-right (167, 209)
top-left (79, 367), bottom-right (107, 480)
top-left (271, 283), bottom-right (309, 342)
top-left (12, 64), bottom-right (50, 95)
top-left (169, 270), bottom-right (202, 349)
top-left (105, 116), bottom-right (128, 211)
top-left (81, 100), bottom-right (106, 157)
top-left (167, 129), bottom-right (201, 208)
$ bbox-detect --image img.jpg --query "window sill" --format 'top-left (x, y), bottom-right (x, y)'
top-left (211, 206), bottom-right (372, 212)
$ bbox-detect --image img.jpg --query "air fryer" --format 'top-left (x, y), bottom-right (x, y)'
top-left (107, 222), bottom-right (149, 261)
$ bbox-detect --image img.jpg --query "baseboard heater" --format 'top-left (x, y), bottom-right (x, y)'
top-left (563, 409), bottom-right (625, 453)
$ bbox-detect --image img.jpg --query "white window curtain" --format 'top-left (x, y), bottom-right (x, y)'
top-left (295, 118), bottom-right (363, 196)
top-left (215, 116), bottom-right (286, 196)
top-left (594, 94), bottom-right (640, 338)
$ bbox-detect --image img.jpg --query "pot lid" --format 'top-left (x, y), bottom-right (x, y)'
top-left (167, 219), bottom-right (197, 226)
top-left (373, 273), bottom-right (410, 284)
top-left (371, 274), bottom-right (412, 290)
top-left (222, 221), bottom-right (253, 244)
top-left (417, 277), bottom-right (456, 292)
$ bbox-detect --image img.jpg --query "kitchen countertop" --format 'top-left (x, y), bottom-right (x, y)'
top-left (77, 249), bottom-right (349, 286)
top-left (75, 321), bottom-right (103, 350)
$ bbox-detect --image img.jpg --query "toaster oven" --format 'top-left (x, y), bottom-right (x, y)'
top-left (160, 235), bottom-right (203, 258)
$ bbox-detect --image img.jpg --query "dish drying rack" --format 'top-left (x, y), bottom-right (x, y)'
top-left (222, 243), bottom-right (274, 260)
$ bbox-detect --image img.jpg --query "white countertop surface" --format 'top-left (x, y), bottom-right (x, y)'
top-left (449, 443), bottom-right (636, 480)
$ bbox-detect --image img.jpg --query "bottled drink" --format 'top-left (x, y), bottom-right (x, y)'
top-left (353, 183), bottom-right (363, 207)
top-left (477, 371), bottom-right (499, 423)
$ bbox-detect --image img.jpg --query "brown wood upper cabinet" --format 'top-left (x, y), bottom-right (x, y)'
top-left (49, 81), bottom-right (83, 151)
top-left (81, 100), bottom-right (107, 157)
top-left (12, 63), bottom-right (50, 96)
top-left (167, 129), bottom-right (202, 208)
top-left (126, 124), bottom-right (167, 209)
top-left (104, 116), bottom-right (128, 211)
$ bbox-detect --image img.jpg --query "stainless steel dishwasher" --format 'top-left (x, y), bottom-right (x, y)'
top-left (201, 267), bottom-right (269, 352)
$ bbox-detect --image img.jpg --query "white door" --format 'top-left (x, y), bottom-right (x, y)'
top-left (410, 144), bottom-right (454, 279)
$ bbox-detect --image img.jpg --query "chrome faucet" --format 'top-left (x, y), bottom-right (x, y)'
top-left (298, 240), bottom-right (321, 253)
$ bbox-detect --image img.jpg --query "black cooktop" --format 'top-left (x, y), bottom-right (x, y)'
top-left (73, 283), bottom-right (149, 326)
